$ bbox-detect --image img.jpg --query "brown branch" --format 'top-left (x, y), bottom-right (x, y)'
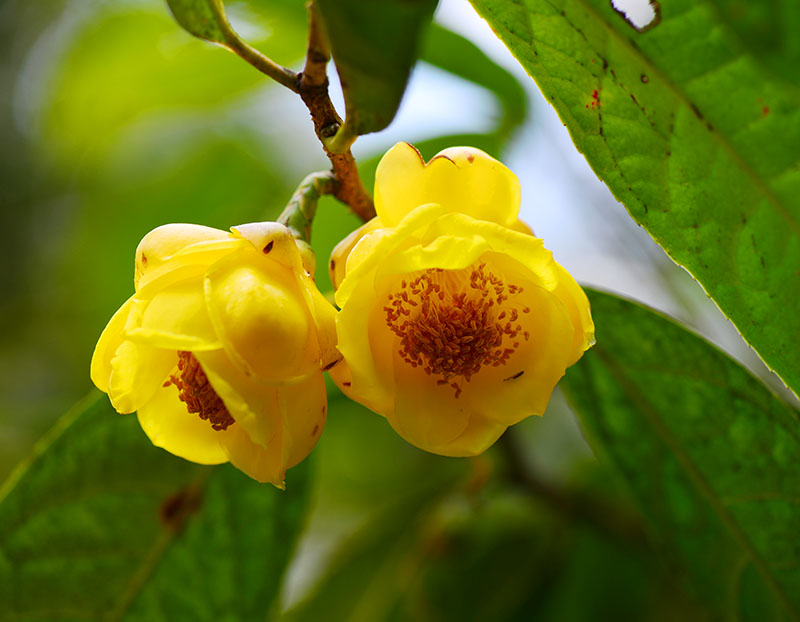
top-left (296, 3), bottom-right (375, 223)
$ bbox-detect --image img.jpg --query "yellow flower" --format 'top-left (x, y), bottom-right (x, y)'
top-left (329, 143), bottom-right (594, 457)
top-left (91, 222), bottom-right (338, 487)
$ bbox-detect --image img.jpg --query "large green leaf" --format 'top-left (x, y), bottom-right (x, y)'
top-left (561, 290), bottom-right (800, 619)
top-left (469, 0), bottom-right (800, 394)
top-left (0, 392), bottom-right (311, 620)
top-left (316, 0), bottom-right (438, 137)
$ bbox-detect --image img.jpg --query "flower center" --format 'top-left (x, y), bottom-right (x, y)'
top-left (383, 265), bottom-right (530, 397)
top-left (163, 351), bottom-right (235, 431)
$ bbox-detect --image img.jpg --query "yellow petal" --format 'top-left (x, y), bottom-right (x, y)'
top-left (135, 224), bottom-right (233, 289)
top-left (137, 381), bottom-right (228, 465)
top-left (374, 142), bottom-right (521, 227)
top-left (230, 222), bottom-right (304, 273)
top-left (194, 349), bottom-right (282, 450)
top-left (91, 297), bottom-right (136, 393)
top-left (300, 273), bottom-right (341, 370)
top-left (335, 203), bottom-right (447, 308)
top-left (401, 212), bottom-right (559, 290)
top-left (333, 275), bottom-right (396, 417)
top-left (107, 340), bottom-right (177, 414)
top-left (277, 372), bottom-right (327, 469)
top-left (219, 423), bottom-right (285, 487)
top-left (124, 277), bottom-right (222, 351)
top-left (329, 218), bottom-right (383, 290)
top-left (386, 351), bottom-right (471, 453)
top-left (553, 263), bottom-right (596, 365)
top-left (432, 415), bottom-right (507, 458)
top-left (196, 350), bottom-right (326, 483)
top-left (203, 249), bottom-right (317, 384)
top-left (468, 276), bottom-right (575, 426)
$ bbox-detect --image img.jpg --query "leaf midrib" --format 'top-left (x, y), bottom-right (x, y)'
top-left (107, 467), bottom-right (214, 622)
top-left (529, 0), bottom-right (800, 235)
top-left (593, 344), bottom-right (798, 618)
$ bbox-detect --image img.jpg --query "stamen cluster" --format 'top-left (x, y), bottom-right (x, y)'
top-left (164, 351), bottom-right (235, 430)
top-left (384, 265), bottom-right (530, 397)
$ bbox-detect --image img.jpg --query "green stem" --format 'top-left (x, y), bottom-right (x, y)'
top-left (209, 0), bottom-right (299, 92)
top-left (277, 171), bottom-right (337, 243)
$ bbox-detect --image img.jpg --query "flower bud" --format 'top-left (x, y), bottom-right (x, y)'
top-left (91, 222), bottom-right (338, 487)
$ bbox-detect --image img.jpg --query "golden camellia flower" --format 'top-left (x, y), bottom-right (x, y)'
top-left (329, 142), bottom-right (595, 457)
top-left (91, 222), bottom-right (338, 487)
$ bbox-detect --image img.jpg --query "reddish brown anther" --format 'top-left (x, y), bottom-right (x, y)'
top-left (164, 351), bottom-right (235, 431)
top-left (384, 266), bottom-right (526, 397)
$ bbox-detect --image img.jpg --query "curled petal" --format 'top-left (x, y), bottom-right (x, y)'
top-left (108, 340), bottom-right (177, 414)
top-left (219, 420), bottom-right (285, 487)
top-left (123, 278), bottom-right (222, 351)
top-left (204, 249), bottom-right (317, 384)
top-left (135, 224), bottom-right (233, 289)
top-left (91, 297), bottom-right (136, 393)
top-left (374, 142), bottom-right (521, 228)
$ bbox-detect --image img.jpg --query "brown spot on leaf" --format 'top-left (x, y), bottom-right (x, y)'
top-left (160, 486), bottom-right (202, 531)
top-left (141, 253), bottom-right (147, 264)
top-left (262, 240), bottom-right (274, 254)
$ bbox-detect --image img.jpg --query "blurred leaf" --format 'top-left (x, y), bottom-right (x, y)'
top-left (285, 394), bottom-right (469, 621)
top-left (707, 0), bottom-right (800, 87)
top-left (470, 0), bottom-right (800, 394)
top-left (561, 290), bottom-right (800, 619)
top-left (0, 391), bottom-right (311, 620)
top-left (41, 2), bottom-right (307, 168)
top-left (166, 0), bottom-right (228, 43)
top-left (421, 24), bottom-right (527, 145)
top-left (316, 0), bottom-right (438, 136)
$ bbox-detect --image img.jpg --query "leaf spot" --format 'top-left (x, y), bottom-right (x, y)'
top-left (159, 486), bottom-right (202, 532)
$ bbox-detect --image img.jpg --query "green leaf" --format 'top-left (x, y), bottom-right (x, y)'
top-left (165, 0), bottom-right (228, 44)
top-left (0, 392), bottom-right (311, 620)
top-left (561, 290), bottom-right (800, 619)
top-left (421, 24), bottom-right (528, 145)
top-left (469, 0), bottom-right (800, 394)
top-left (316, 0), bottom-right (438, 137)
top-left (706, 0), bottom-right (800, 87)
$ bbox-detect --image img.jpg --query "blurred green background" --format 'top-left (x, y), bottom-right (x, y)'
top-left (1, 0), bottom-right (794, 618)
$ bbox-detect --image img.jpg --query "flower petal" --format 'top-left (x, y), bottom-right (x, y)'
top-left (194, 349), bottom-right (282, 450)
top-left (219, 423), bottom-right (285, 487)
top-left (196, 350), bottom-right (326, 482)
top-left (374, 142), bottom-right (521, 227)
top-left (107, 340), bottom-right (177, 414)
top-left (204, 249), bottom-right (318, 384)
top-left (467, 273), bottom-right (575, 426)
top-left (137, 381), bottom-right (228, 464)
top-left (277, 372), bottom-right (327, 469)
top-left (300, 273), bottom-right (341, 370)
top-left (124, 277), bottom-right (222, 351)
top-left (91, 297), bottom-right (136, 393)
top-left (433, 415), bottom-right (507, 458)
top-left (135, 224), bottom-right (233, 289)
top-left (329, 218), bottom-right (384, 290)
top-left (387, 351), bottom-right (471, 454)
top-left (333, 275), bottom-right (396, 417)
top-left (553, 263), bottom-right (596, 365)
